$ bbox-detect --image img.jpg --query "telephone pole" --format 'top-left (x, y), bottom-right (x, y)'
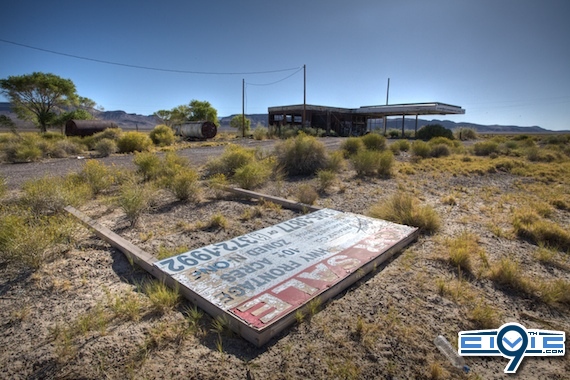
top-left (242, 78), bottom-right (245, 138)
top-left (303, 64), bottom-right (306, 128)
top-left (386, 77), bottom-right (390, 105)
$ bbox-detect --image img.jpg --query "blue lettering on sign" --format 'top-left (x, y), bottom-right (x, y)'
top-left (459, 323), bottom-right (566, 374)
top-left (460, 337), bottom-right (481, 349)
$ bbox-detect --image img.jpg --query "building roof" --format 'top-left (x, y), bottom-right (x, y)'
top-left (268, 102), bottom-right (465, 117)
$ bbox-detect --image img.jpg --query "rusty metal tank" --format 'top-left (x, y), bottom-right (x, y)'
top-left (175, 121), bottom-right (217, 139)
top-left (65, 120), bottom-right (118, 137)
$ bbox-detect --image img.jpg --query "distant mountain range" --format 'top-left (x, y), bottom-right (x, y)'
top-left (1, 102), bottom-right (566, 133)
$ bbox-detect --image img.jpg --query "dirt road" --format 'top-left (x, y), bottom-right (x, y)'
top-left (0, 138), bottom-right (343, 190)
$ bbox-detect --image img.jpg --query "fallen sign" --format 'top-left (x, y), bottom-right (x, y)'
top-left (154, 208), bottom-right (418, 346)
top-left (66, 206), bottom-right (418, 347)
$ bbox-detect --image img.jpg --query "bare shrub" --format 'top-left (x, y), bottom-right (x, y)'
top-left (473, 141), bottom-right (499, 156)
top-left (350, 150), bottom-right (393, 177)
top-left (316, 169), bottom-right (336, 192)
top-left (94, 138), bottom-right (117, 157)
top-left (253, 126), bottom-right (268, 140)
top-left (297, 184), bottom-right (318, 205)
top-left (117, 181), bottom-right (154, 226)
top-left (78, 160), bottom-right (115, 195)
top-left (205, 144), bottom-right (255, 176)
top-left (21, 176), bottom-right (91, 215)
top-left (169, 169), bottom-right (201, 202)
top-left (411, 141), bottom-right (431, 158)
top-left (275, 133), bottom-right (328, 176)
top-left (117, 131), bottom-right (152, 153)
top-left (133, 152), bottom-right (162, 181)
top-left (361, 133), bottom-right (386, 151)
top-left (233, 160), bottom-right (273, 190)
top-left (149, 124), bottom-right (175, 146)
top-left (340, 137), bottom-right (364, 157)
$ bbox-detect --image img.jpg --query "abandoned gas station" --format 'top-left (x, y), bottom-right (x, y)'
top-left (268, 102), bottom-right (465, 137)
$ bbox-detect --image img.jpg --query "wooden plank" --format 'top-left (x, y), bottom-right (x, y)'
top-left (224, 187), bottom-right (322, 212)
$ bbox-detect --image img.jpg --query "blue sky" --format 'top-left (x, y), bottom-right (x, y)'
top-left (1, 0), bottom-right (569, 130)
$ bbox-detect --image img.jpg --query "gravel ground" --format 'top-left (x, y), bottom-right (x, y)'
top-left (1, 137), bottom-right (569, 379)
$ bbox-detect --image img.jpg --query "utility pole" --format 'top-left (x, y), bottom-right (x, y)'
top-left (242, 78), bottom-right (245, 138)
top-left (303, 64), bottom-right (306, 128)
top-left (386, 77), bottom-right (390, 105)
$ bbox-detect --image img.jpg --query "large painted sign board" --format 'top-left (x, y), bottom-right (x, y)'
top-left (154, 208), bottom-right (418, 346)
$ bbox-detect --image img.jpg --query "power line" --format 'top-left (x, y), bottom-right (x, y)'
top-left (246, 67), bottom-right (304, 86)
top-left (0, 38), bottom-right (302, 75)
top-left (244, 67), bottom-right (304, 115)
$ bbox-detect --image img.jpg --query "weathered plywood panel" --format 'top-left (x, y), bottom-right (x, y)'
top-left (155, 208), bottom-right (418, 346)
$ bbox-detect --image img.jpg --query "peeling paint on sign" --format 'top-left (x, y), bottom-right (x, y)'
top-left (154, 208), bottom-right (418, 344)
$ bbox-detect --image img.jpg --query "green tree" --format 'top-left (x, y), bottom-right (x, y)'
top-left (230, 115), bottom-right (251, 136)
top-left (155, 100), bottom-right (219, 127)
top-left (0, 72), bottom-right (83, 132)
top-left (154, 109), bottom-right (175, 127)
top-left (188, 99), bottom-right (219, 126)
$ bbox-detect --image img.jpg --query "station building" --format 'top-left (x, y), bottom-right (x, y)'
top-left (268, 102), bottom-right (465, 136)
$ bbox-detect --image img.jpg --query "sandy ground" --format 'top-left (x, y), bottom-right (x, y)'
top-left (1, 139), bottom-right (569, 379)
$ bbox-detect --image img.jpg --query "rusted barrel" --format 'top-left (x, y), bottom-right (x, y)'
top-left (175, 121), bottom-right (217, 139)
top-left (65, 120), bottom-right (118, 137)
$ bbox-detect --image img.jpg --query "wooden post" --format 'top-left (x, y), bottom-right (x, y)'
top-left (415, 115), bottom-right (418, 137)
top-left (223, 187), bottom-right (321, 213)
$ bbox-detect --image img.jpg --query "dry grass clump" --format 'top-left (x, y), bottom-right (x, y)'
top-left (538, 279), bottom-right (570, 305)
top-left (297, 184), bottom-right (319, 205)
top-left (21, 175), bottom-right (91, 215)
top-left (369, 192), bottom-right (440, 234)
top-left (142, 280), bottom-right (180, 314)
top-left (489, 257), bottom-right (532, 293)
top-left (444, 231), bottom-right (482, 273)
top-left (512, 209), bottom-right (570, 251)
top-left (468, 302), bottom-right (500, 329)
top-left (208, 213), bottom-right (229, 229)
top-left (207, 173), bottom-right (229, 199)
top-left (0, 210), bottom-right (75, 269)
top-left (0, 176), bottom-right (6, 199)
